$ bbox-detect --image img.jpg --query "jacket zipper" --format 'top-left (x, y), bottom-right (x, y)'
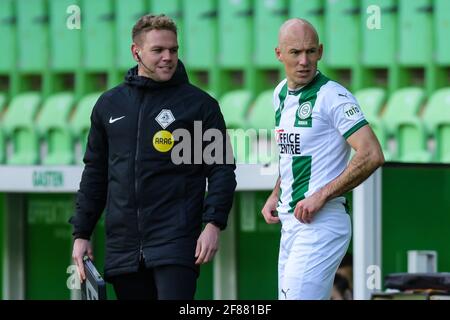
top-left (135, 98), bottom-right (145, 261)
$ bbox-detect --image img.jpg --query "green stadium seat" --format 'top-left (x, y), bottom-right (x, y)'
top-left (81, 0), bottom-right (115, 71)
top-left (422, 88), bottom-right (450, 162)
top-left (0, 0), bottom-right (16, 74)
top-left (398, 0), bottom-right (433, 66)
top-left (247, 90), bottom-right (274, 131)
top-left (435, 0), bottom-right (450, 66)
top-left (150, 0), bottom-right (184, 57)
top-left (0, 93), bottom-right (7, 163)
top-left (381, 87), bottom-right (426, 136)
top-left (218, 0), bottom-right (252, 68)
top-left (182, 0), bottom-right (217, 69)
top-left (324, 0), bottom-right (360, 68)
top-left (219, 90), bottom-right (252, 129)
top-left (49, 0), bottom-right (81, 71)
top-left (380, 87), bottom-right (429, 162)
top-left (3, 92), bottom-right (42, 165)
top-left (36, 93), bottom-right (76, 165)
top-left (368, 118), bottom-right (392, 161)
top-left (16, 0), bottom-right (48, 72)
top-left (361, 0), bottom-right (397, 67)
top-left (71, 93), bottom-right (102, 162)
top-left (395, 119), bottom-right (431, 163)
top-left (290, 0), bottom-right (325, 42)
top-left (354, 87), bottom-right (387, 120)
top-left (219, 89), bottom-right (253, 164)
top-left (254, 0), bottom-right (287, 68)
top-left (247, 90), bottom-right (277, 164)
top-left (116, 0), bottom-right (146, 71)
top-left (229, 129), bottom-right (251, 164)
top-left (437, 126), bottom-right (450, 163)
top-left (0, 93), bottom-right (6, 114)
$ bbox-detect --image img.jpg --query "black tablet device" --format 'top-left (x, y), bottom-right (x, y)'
top-left (80, 257), bottom-right (107, 300)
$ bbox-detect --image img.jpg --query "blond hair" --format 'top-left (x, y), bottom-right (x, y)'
top-left (132, 14), bottom-right (177, 44)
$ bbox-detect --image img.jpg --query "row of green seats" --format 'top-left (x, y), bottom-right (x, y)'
top-left (220, 87), bottom-right (450, 164)
top-left (0, 0), bottom-right (449, 75)
top-left (356, 87), bottom-right (450, 163)
top-left (1, 86), bottom-right (449, 166)
top-left (0, 91), bottom-right (100, 165)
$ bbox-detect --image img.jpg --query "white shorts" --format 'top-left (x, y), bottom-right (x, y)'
top-left (278, 203), bottom-right (351, 300)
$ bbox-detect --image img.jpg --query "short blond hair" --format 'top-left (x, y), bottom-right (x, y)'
top-left (132, 14), bottom-right (177, 44)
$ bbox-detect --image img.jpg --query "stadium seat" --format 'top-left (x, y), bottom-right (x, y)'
top-left (81, 0), bottom-right (115, 71)
top-left (361, 0), bottom-right (397, 67)
top-left (435, 0), bottom-right (450, 66)
top-left (219, 90), bottom-right (252, 129)
top-left (17, 0), bottom-right (48, 72)
top-left (422, 88), bottom-right (450, 162)
top-left (3, 92), bottom-right (42, 165)
top-left (254, 0), bottom-right (287, 68)
top-left (0, 93), bottom-right (6, 163)
top-left (381, 87), bottom-right (426, 135)
top-left (115, 0), bottom-right (146, 71)
top-left (71, 92), bottom-right (102, 162)
top-left (219, 90), bottom-right (253, 163)
top-left (0, 0), bottom-right (16, 74)
top-left (182, 0), bottom-right (217, 69)
top-left (218, 0), bottom-right (252, 68)
top-left (398, 0), bottom-right (432, 66)
top-left (368, 118), bottom-right (392, 161)
top-left (0, 92), bottom-right (6, 114)
top-left (396, 119), bottom-right (431, 163)
top-left (324, 0), bottom-right (360, 68)
top-left (151, 0), bottom-right (184, 57)
top-left (36, 92), bottom-right (76, 165)
top-left (247, 90), bottom-right (275, 131)
top-left (49, 0), bottom-right (81, 71)
top-left (247, 90), bottom-right (277, 164)
top-left (381, 87), bottom-right (429, 162)
top-left (290, 0), bottom-right (325, 42)
top-left (354, 87), bottom-right (387, 120)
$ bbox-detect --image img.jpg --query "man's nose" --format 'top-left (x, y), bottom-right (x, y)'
top-left (298, 53), bottom-right (309, 66)
top-left (162, 49), bottom-right (172, 60)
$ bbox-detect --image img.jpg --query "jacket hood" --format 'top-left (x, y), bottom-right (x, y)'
top-left (124, 59), bottom-right (189, 89)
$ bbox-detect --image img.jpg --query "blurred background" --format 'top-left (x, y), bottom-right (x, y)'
top-left (0, 0), bottom-right (449, 300)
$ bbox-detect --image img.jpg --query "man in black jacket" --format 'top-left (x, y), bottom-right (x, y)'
top-left (70, 14), bottom-right (236, 300)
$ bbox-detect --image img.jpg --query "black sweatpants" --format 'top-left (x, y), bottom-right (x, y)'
top-left (110, 260), bottom-right (198, 300)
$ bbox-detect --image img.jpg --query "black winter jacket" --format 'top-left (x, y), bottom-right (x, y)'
top-left (69, 61), bottom-right (236, 280)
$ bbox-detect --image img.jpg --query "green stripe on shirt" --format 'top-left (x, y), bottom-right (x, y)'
top-left (343, 119), bottom-right (368, 140)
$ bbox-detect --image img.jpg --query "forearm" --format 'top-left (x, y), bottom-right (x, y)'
top-left (317, 148), bottom-right (384, 203)
top-left (271, 177), bottom-right (281, 198)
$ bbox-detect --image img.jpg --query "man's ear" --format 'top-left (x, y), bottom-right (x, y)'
top-left (131, 43), bottom-right (140, 62)
top-left (275, 47), bottom-right (282, 61)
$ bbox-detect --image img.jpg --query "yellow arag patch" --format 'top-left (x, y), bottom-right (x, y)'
top-left (153, 130), bottom-right (174, 152)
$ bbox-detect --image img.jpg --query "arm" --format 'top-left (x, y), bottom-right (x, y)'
top-left (295, 125), bottom-right (385, 223)
top-left (261, 177), bottom-right (281, 224)
top-left (69, 97), bottom-right (109, 279)
top-left (196, 96), bottom-right (237, 265)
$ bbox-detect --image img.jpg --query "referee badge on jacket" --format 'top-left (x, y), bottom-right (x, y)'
top-left (155, 109), bottom-right (175, 129)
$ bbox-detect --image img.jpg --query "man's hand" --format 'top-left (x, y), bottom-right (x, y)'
top-left (294, 192), bottom-right (326, 223)
top-left (195, 223), bottom-right (220, 265)
top-left (261, 194), bottom-right (280, 224)
top-left (72, 238), bottom-right (94, 283)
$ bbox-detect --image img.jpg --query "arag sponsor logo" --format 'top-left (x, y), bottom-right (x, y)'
top-left (153, 130), bottom-right (174, 152)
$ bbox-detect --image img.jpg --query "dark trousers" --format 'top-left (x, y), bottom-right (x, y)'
top-left (110, 261), bottom-right (198, 300)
